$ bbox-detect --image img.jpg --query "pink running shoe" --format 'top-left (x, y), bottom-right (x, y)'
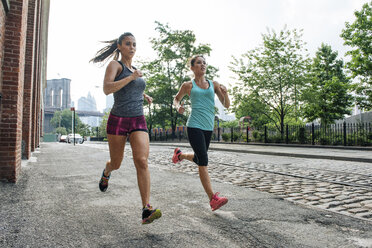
top-left (210, 192), bottom-right (228, 211)
top-left (172, 148), bottom-right (183, 164)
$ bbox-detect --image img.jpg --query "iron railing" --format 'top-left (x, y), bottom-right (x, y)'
top-left (149, 122), bottom-right (372, 146)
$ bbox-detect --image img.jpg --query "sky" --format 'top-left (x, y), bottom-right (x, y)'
top-left (47, 0), bottom-right (368, 112)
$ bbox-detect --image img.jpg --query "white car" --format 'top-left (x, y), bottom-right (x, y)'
top-left (59, 135), bottom-right (67, 143)
top-left (67, 133), bottom-right (84, 144)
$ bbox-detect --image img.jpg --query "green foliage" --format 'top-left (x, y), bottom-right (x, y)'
top-left (229, 91), bottom-right (271, 127)
top-left (55, 127), bottom-right (67, 135)
top-left (341, 1), bottom-right (372, 110)
top-left (219, 120), bottom-right (239, 128)
top-left (220, 132), bottom-right (240, 142)
top-left (268, 134), bottom-right (283, 143)
top-left (252, 130), bottom-right (264, 142)
top-left (301, 44), bottom-right (353, 125)
top-left (50, 109), bottom-right (82, 133)
top-left (231, 132), bottom-right (241, 141)
top-left (230, 28), bottom-right (310, 135)
top-left (50, 109), bottom-right (94, 136)
top-left (76, 122), bottom-right (92, 137)
top-left (98, 109), bottom-right (110, 137)
top-left (221, 133), bottom-right (230, 142)
top-left (141, 21), bottom-right (217, 133)
top-left (298, 127), bottom-right (306, 144)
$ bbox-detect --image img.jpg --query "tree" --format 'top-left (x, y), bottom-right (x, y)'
top-left (98, 109), bottom-right (110, 138)
top-left (341, 1), bottom-right (372, 110)
top-left (229, 91), bottom-right (272, 128)
top-left (141, 21), bottom-right (218, 136)
top-left (50, 109), bottom-right (83, 134)
top-left (301, 44), bottom-right (353, 125)
top-left (55, 127), bottom-right (67, 135)
top-left (230, 28), bottom-right (309, 135)
top-left (77, 122), bottom-right (92, 137)
top-left (220, 119), bottom-right (239, 128)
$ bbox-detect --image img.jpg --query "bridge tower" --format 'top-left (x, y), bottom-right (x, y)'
top-left (43, 78), bottom-right (71, 133)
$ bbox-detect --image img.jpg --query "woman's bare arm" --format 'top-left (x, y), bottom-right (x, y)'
top-left (173, 82), bottom-right (192, 114)
top-left (103, 61), bottom-right (142, 95)
top-left (213, 81), bottom-right (230, 108)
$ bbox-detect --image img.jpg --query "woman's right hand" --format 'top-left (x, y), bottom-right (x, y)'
top-left (178, 103), bottom-right (185, 114)
top-left (131, 69), bottom-right (143, 80)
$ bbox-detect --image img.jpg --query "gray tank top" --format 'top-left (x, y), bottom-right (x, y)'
top-left (110, 61), bottom-right (146, 117)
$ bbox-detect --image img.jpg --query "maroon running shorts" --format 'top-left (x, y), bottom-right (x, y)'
top-left (106, 113), bottom-right (148, 136)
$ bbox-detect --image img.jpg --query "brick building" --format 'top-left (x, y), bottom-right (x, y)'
top-left (0, 0), bottom-right (50, 182)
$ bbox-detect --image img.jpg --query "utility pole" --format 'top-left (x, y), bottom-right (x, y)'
top-left (71, 107), bottom-right (75, 146)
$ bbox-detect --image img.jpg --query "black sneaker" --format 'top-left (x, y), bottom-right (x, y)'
top-left (99, 169), bottom-right (110, 192)
top-left (142, 204), bottom-right (162, 224)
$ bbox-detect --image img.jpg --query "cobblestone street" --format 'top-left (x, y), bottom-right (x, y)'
top-left (146, 145), bottom-right (372, 222)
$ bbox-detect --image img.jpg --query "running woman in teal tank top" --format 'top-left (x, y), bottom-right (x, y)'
top-left (172, 55), bottom-right (231, 211)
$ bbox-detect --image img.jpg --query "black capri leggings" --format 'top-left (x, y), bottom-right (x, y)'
top-left (187, 127), bottom-right (212, 166)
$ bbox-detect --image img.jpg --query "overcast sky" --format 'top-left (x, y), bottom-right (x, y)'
top-left (47, 0), bottom-right (368, 112)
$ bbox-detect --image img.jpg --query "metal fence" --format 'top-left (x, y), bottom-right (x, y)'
top-left (149, 122), bottom-right (372, 146)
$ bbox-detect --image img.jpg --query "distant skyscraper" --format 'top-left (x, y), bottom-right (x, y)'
top-left (78, 92), bottom-right (100, 127)
top-left (78, 92), bottom-right (97, 111)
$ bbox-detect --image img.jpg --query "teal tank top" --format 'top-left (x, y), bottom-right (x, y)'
top-left (186, 79), bottom-right (215, 131)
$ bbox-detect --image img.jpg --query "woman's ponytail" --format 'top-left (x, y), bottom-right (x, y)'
top-left (90, 32), bottom-right (134, 64)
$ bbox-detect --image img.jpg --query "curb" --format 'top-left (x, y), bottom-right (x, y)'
top-left (150, 142), bottom-right (372, 163)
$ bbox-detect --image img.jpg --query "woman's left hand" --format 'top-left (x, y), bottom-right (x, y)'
top-left (144, 94), bottom-right (153, 105)
top-left (220, 84), bottom-right (228, 95)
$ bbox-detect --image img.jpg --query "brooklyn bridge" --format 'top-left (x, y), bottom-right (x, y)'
top-left (44, 78), bottom-right (104, 133)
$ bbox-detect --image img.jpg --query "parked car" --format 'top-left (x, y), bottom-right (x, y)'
top-left (67, 133), bottom-right (84, 144)
top-left (59, 135), bottom-right (67, 143)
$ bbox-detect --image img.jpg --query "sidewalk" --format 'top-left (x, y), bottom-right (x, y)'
top-left (1, 142), bottom-right (372, 248)
top-left (152, 141), bottom-right (372, 163)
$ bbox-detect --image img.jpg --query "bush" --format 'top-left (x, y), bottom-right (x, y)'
top-left (231, 132), bottom-right (241, 141)
top-left (320, 137), bottom-right (330, 145)
top-left (252, 130), bottom-right (264, 142)
top-left (269, 134), bottom-right (283, 143)
top-left (331, 136), bottom-right (343, 146)
top-left (221, 133), bottom-right (230, 142)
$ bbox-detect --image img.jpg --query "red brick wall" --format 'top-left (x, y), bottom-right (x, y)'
top-left (22, 0), bottom-right (36, 159)
top-left (32, 0), bottom-right (41, 151)
top-left (0, 0), bottom-right (29, 182)
top-left (0, 3), bottom-right (7, 180)
top-left (0, 2), bottom-right (7, 90)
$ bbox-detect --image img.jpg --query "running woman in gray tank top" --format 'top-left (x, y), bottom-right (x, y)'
top-left (90, 32), bottom-right (161, 224)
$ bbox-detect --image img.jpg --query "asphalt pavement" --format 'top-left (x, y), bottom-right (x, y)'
top-left (0, 141), bottom-right (372, 248)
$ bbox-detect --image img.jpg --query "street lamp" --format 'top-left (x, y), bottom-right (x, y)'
top-left (70, 107), bottom-right (75, 146)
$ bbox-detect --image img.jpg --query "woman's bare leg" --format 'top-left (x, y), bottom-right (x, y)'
top-left (130, 131), bottom-right (150, 207)
top-left (105, 134), bottom-right (127, 176)
top-left (179, 153), bottom-right (194, 162)
top-left (198, 166), bottom-right (214, 201)
top-left (178, 153), bottom-right (214, 200)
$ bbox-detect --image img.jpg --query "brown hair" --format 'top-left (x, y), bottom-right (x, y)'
top-left (90, 32), bottom-right (134, 64)
top-left (189, 55), bottom-right (205, 67)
